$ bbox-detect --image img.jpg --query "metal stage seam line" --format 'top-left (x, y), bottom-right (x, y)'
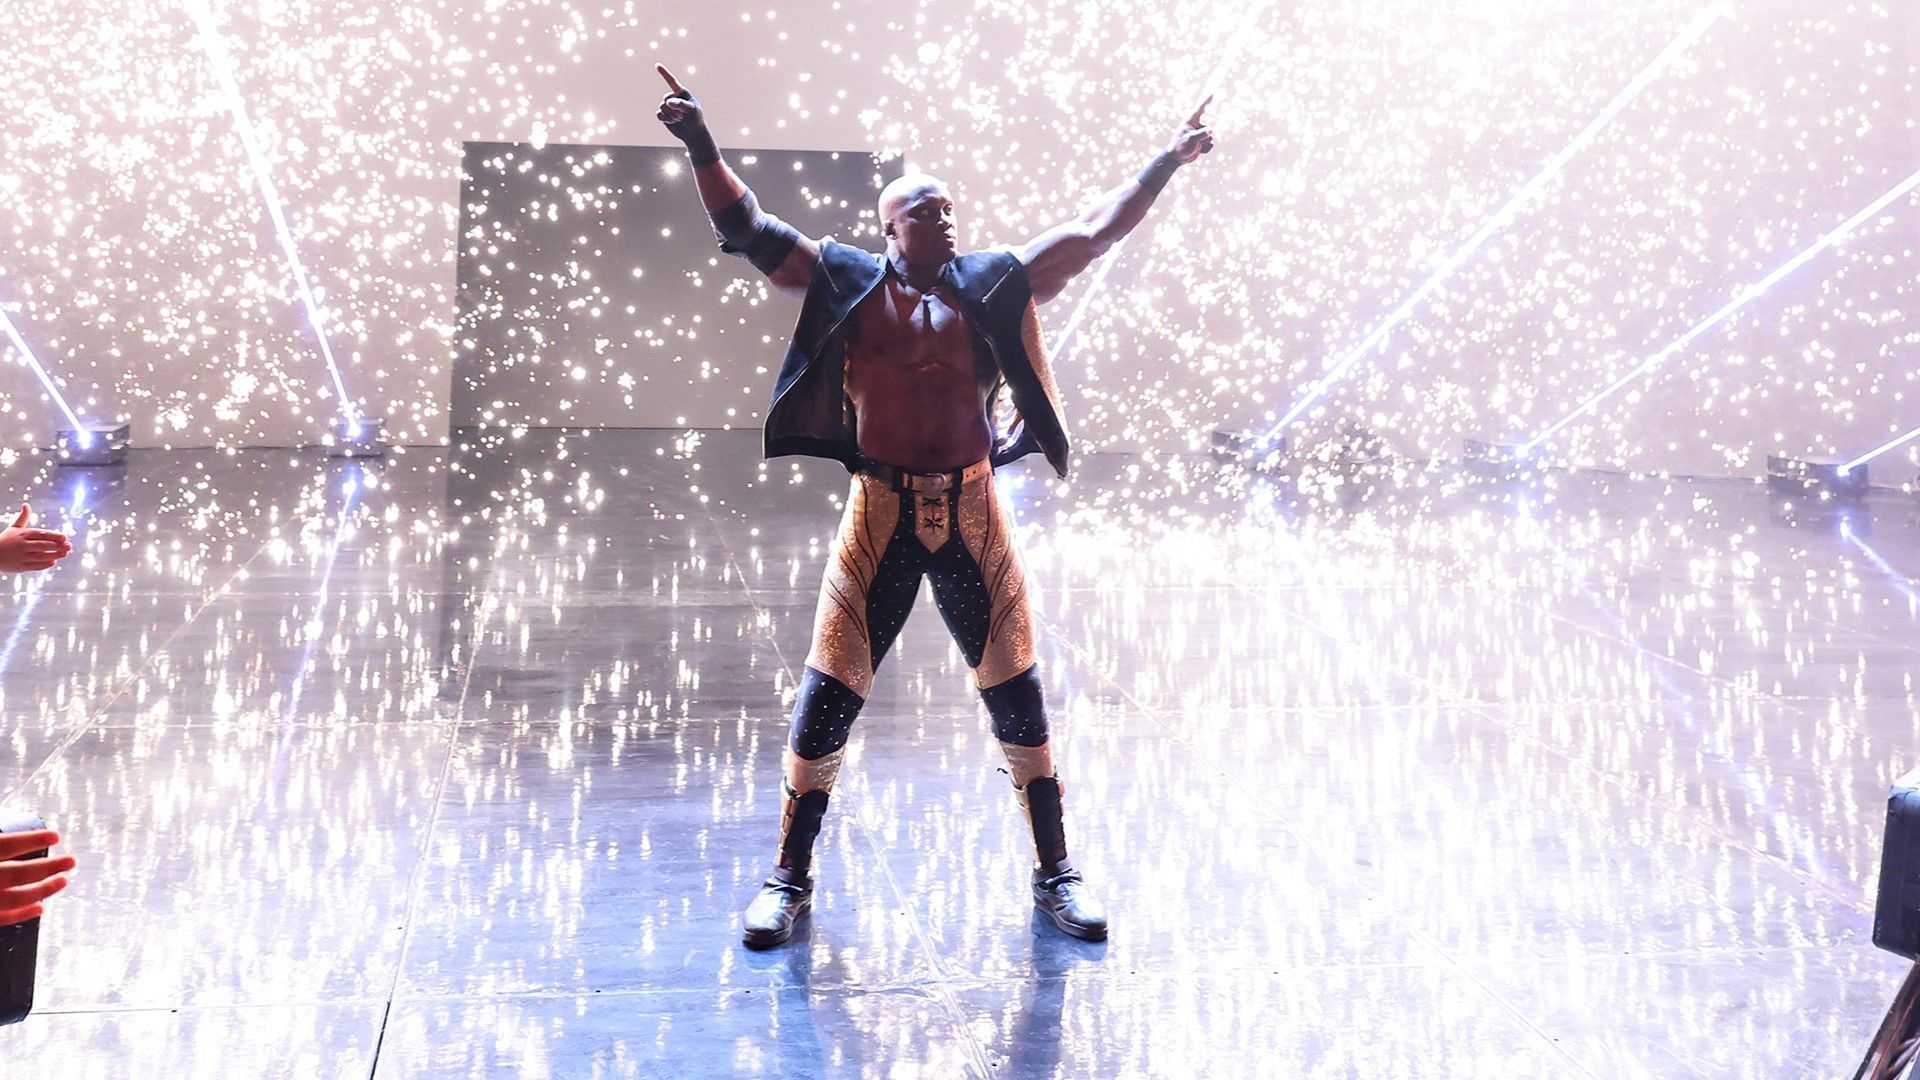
top-left (365, 492), bottom-right (524, 1078)
top-left (29, 940), bottom-right (1824, 1017)
top-left (696, 505), bottom-right (999, 1080)
top-left (356, 950), bottom-right (1493, 1003)
top-left (0, 522), bottom-right (282, 811)
top-left (1027, 612), bottom-right (1606, 1080)
top-left (28, 998), bottom-right (393, 1018)
top-left (1478, 589), bottom-right (1870, 911)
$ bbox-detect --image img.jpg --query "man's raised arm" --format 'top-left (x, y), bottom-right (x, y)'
top-left (1017, 95), bottom-right (1216, 306)
top-left (656, 64), bottom-right (820, 300)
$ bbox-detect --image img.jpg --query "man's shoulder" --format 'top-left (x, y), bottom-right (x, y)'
top-left (819, 239), bottom-right (880, 265)
top-left (955, 246), bottom-right (1021, 271)
top-left (950, 247), bottom-right (1029, 307)
top-left (812, 241), bottom-right (885, 296)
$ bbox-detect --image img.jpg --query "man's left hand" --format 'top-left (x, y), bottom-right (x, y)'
top-left (1168, 95), bottom-right (1216, 164)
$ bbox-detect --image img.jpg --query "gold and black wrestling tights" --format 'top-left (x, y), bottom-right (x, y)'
top-left (772, 457), bottom-right (1063, 875)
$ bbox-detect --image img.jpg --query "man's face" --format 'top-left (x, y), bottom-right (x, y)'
top-left (883, 181), bottom-right (957, 264)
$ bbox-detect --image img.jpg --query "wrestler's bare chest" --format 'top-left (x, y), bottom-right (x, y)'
top-left (845, 279), bottom-right (978, 377)
top-left (843, 276), bottom-right (997, 470)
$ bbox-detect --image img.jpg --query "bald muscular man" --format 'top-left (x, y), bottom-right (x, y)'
top-left (655, 64), bottom-right (1213, 948)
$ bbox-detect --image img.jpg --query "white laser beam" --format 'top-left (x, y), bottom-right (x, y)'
top-left (1843, 424), bottom-right (1920, 476)
top-left (187, 0), bottom-right (360, 429)
top-left (0, 303), bottom-right (90, 436)
top-left (1264, 2), bottom-right (1731, 442)
top-left (1521, 164), bottom-right (1920, 455)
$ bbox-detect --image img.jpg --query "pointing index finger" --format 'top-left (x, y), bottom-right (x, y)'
top-left (1187, 94), bottom-right (1213, 127)
top-left (655, 63), bottom-right (687, 96)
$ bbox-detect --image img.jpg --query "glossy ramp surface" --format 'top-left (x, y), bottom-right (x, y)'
top-left (0, 429), bottom-right (1912, 1077)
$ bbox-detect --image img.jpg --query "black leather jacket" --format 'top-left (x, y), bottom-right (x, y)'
top-left (758, 240), bottom-right (1070, 477)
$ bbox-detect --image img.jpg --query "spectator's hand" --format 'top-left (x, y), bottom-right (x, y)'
top-left (0, 829), bottom-right (74, 927)
top-left (0, 503), bottom-right (72, 574)
top-left (1166, 95), bottom-right (1215, 165)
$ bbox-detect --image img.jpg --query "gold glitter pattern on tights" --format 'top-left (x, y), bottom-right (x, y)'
top-left (785, 746), bottom-right (846, 793)
top-left (998, 739), bottom-right (1054, 789)
top-left (804, 475), bottom-right (898, 697)
top-left (958, 470), bottom-right (1035, 689)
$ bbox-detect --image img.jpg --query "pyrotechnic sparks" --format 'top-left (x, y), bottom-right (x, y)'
top-left (186, 0), bottom-right (361, 432)
top-left (0, 6), bottom-right (1912, 1074)
top-left (1265, 2), bottom-right (1731, 443)
top-left (1521, 165), bottom-right (1920, 458)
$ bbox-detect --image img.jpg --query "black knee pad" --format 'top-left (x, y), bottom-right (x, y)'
top-left (788, 667), bottom-right (865, 759)
top-left (982, 665), bottom-right (1048, 747)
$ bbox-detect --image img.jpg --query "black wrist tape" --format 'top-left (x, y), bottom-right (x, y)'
top-left (1136, 150), bottom-right (1181, 195)
top-left (666, 91), bottom-right (721, 166)
top-left (680, 126), bottom-right (720, 167)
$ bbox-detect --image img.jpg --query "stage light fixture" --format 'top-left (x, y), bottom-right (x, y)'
top-left (328, 416), bottom-right (389, 459)
top-left (1766, 454), bottom-right (1869, 500)
top-left (1521, 165), bottom-right (1920, 456)
top-left (54, 423), bottom-right (131, 468)
top-left (1262, 3), bottom-right (1730, 443)
top-left (1210, 428), bottom-right (1289, 471)
top-left (1461, 438), bottom-right (1537, 479)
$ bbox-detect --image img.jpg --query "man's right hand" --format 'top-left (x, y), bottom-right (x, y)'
top-left (655, 64), bottom-right (715, 159)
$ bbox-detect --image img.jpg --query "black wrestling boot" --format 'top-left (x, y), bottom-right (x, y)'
top-left (742, 865), bottom-right (813, 949)
top-left (743, 786), bottom-right (828, 949)
top-left (1019, 777), bottom-right (1108, 941)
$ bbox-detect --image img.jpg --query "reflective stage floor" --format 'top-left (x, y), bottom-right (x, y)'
top-left (0, 428), bottom-right (1914, 1078)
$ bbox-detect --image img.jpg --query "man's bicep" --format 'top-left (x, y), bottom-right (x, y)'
top-left (766, 234), bottom-right (821, 299)
top-left (1017, 223), bottom-right (1096, 305)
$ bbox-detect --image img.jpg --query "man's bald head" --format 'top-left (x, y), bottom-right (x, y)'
top-left (877, 173), bottom-right (957, 270)
top-left (879, 171), bottom-right (948, 222)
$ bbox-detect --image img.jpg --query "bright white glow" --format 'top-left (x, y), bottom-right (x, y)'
top-left (282, 469), bottom-right (364, 722)
top-left (1841, 423), bottom-right (1920, 475)
top-left (187, 0), bottom-right (361, 431)
top-left (0, 301), bottom-right (88, 433)
top-left (1521, 164), bottom-right (1920, 455)
top-left (1265, 3), bottom-right (1731, 442)
top-left (1050, 0), bottom-right (1278, 368)
top-left (1841, 520), bottom-right (1920, 610)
